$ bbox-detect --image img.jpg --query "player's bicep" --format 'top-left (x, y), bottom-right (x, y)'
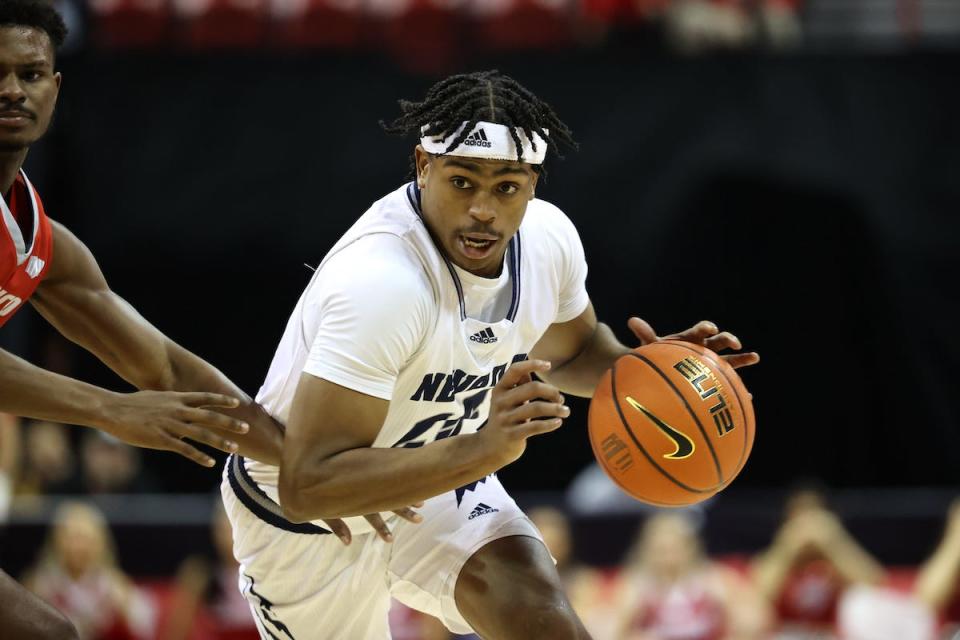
top-left (530, 300), bottom-right (597, 368)
top-left (283, 373), bottom-right (388, 471)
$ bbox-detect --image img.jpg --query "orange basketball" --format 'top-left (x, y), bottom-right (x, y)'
top-left (588, 340), bottom-right (755, 506)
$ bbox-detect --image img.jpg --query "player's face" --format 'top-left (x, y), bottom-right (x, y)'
top-left (416, 146), bottom-right (539, 278)
top-left (0, 27), bottom-right (60, 153)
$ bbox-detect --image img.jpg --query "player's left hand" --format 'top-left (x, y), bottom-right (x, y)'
top-left (322, 503), bottom-right (424, 545)
top-left (627, 317), bottom-right (760, 369)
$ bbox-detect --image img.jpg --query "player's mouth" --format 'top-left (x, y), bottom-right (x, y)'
top-left (0, 111), bottom-right (33, 128)
top-left (457, 233), bottom-right (500, 260)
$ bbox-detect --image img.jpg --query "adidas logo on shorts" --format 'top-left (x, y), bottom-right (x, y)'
top-left (469, 328), bottom-right (498, 344)
top-left (463, 128), bottom-right (492, 148)
top-left (468, 502), bottom-right (500, 520)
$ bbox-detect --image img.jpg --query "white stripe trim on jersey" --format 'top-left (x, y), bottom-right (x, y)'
top-left (405, 183), bottom-right (522, 323)
top-left (0, 169), bottom-right (40, 266)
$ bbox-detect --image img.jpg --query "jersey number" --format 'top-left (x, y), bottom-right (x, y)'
top-left (393, 390), bottom-right (489, 449)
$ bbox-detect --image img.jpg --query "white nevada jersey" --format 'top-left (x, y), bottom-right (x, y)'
top-left (230, 182), bottom-right (588, 535)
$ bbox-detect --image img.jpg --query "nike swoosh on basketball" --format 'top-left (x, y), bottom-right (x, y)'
top-left (624, 396), bottom-right (695, 460)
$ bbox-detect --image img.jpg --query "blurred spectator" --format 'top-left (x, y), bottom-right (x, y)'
top-left (159, 501), bottom-right (259, 640)
top-left (915, 500), bottom-right (960, 637)
top-left (76, 431), bottom-right (159, 495)
top-left (23, 501), bottom-right (155, 640)
top-left (836, 584), bottom-right (935, 640)
top-left (16, 420), bottom-right (79, 496)
top-left (662, 0), bottom-right (801, 53)
top-left (752, 488), bottom-right (884, 639)
top-left (0, 413), bottom-right (19, 521)
top-left (614, 511), bottom-right (771, 640)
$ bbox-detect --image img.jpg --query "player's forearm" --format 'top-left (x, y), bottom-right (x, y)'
top-left (545, 322), bottom-right (629, 397)
top-left (164, 342), bottom-right (283, 466)
top-left (0, 348), bottom-right (125, 430)
top-left (279, 432), bottom-right (501, 521)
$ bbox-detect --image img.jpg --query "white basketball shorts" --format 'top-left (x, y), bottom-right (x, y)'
top-left (220, 454), bottom-right (543, 639)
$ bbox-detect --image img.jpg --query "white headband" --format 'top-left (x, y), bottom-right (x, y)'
top-left (420, 121), bottom-right (549, 164)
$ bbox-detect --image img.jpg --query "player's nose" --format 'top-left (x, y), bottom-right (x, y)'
top-left (468, 193), bottom-right (496, 223)
top-left (0, 73), bottom-right (26, 103)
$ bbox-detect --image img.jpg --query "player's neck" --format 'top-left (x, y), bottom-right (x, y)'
top-left (0, 149), bottom-right (27, 197)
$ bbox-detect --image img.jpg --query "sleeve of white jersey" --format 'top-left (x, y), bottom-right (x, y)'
top-left (302, 234), bottom-right (432, 401)
top-left (552, 206), bottom-right (590, 323)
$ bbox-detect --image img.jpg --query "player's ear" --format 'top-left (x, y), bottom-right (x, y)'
top-left (414, 145), bottom-right (431, 188)
top-left (529, 169), bottom-right (540, 200)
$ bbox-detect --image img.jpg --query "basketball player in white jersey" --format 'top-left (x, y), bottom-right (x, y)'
top-left (222, 71), bottom-right (759, 639)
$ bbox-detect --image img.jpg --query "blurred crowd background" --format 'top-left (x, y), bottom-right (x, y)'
top-left (2, 0), bottom-right (959, 638)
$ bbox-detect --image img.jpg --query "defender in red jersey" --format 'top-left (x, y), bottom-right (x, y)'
top-left (0, 3), bottom-right (283, 638)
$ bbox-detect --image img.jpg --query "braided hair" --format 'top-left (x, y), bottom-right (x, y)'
top-left (381, 70), bottom-right (577, 172)
top-left (0, 0), bottom-right (68, 50)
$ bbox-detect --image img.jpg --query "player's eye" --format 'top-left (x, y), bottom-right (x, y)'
top-left (21, 71), bottom-right (42, 82)
top-left (498, 183), bottom-right (520, 195)
top-left (451, 177), bottom-right (472, 189)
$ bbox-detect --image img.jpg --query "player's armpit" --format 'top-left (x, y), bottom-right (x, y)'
top-left (531, 302), bottom-right (630, 398)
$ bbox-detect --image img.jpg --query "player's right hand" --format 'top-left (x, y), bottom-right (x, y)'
top-left (98, 390), bottom-right (249, 467)
top-left (480, 359), bottom-right (569, 466)
top-left (322, 503), bottom-right (425, 546)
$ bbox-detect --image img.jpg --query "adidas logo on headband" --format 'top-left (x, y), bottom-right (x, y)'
top-left (463, 129), bottom-right (492, 148)
top-left (420, 121), bottom-right (549, 164)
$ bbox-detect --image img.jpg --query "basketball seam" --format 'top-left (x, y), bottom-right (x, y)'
top-left (629, 352), bottom-right (725, 489)
top-left (663, 341), bottom-right (753, 483)
top-left (610, 358), bottom-right (715, 494)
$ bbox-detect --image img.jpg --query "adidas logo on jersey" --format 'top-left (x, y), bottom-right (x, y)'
top-left (468, 502), bottom-right (499, 520)
top-left (26, 256), bottom-right (44, 279)
top-left (469, 328), bottom-right (498, 344)
top-left (463, 129), bottom-right (492, 148)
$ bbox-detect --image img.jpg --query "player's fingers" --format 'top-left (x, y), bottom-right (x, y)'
top-left (501, 381), bottom-right (563, 407)
top-left (364, 513), bottom-right (394, 543)
top-left (180, 392), bottom-right (242, 410)
top-left (163, 435), bottom-right (216, 467)
top-left (704, 331), bottom-right (741, 352)
top-left (723, 352), bottom-right (760, 369)
top-left (507, 401), bottom-right (570, 424)
top-left (664, 320), bottom-right (719, 344)
top-left (497, 360), bottom-right (551, 389)
top-left (513, 417), bottom-right (564, 439)
top-left (171, 423), bottom-right (239, 455)
top-left (627, 317), bottom-right (658, 345)
top-left (180, 407), bottom-right (250, 435)
top-left (321, 519), bottom-right (352, 545)
top-left (392, 507), bottom-right (423, 524)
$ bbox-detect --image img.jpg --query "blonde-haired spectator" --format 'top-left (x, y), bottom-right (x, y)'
top-left (24, 501), bottom-right (154, 640)
top-left (615, 512), bottom-right (771, 640)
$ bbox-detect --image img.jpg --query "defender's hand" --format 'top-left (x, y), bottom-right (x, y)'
top-left (323, 503), bottom-right (425, 545)
top-left (480, 359), bottom-right (569, 467)
top-left (627, 317), bottom-right (760, 369)
top-left (99, 391), bottom-right (249, 467)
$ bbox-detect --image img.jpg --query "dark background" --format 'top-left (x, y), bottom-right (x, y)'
top-left (9, 47), bottom-right (958, 496)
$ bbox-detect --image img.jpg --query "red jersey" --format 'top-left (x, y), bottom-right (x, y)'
top-left (0, 170), bottom-right (53, 328)
top-left (627, 574), bottom-right (727, 640)
top-left (776, 559), bottom-right (842, 629)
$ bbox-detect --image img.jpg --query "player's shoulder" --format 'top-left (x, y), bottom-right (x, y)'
top-left (329, 233), bottom-right (430, 290)
top-left (520, 197), bottom-right (578, 236)
top-left (519, 197), bottom-right (582, 256)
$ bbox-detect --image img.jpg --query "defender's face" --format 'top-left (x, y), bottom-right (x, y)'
top-left (416, 146), bottom-right (539, 278)
top-left (0, 27), bottom-right (60, 152)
